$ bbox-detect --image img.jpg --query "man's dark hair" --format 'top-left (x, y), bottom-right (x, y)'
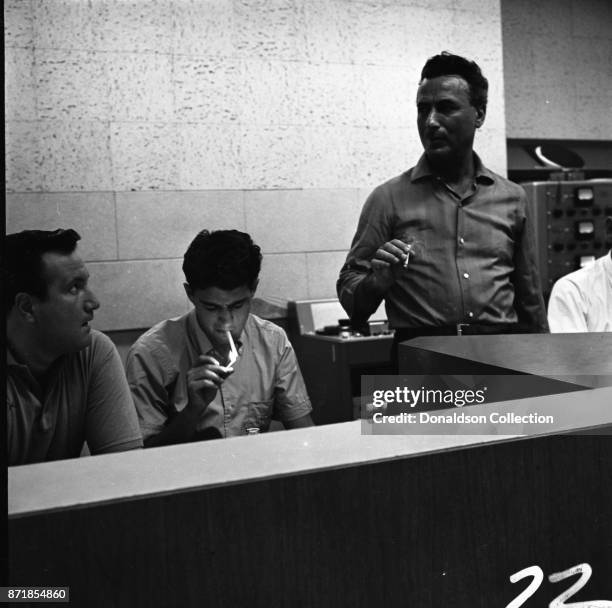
top-left (183, 230), bottom-right (262, 291)
top-left (420, 51), bottom-right (488, 112)
top-left (4, 229), bottom-right (81, 312)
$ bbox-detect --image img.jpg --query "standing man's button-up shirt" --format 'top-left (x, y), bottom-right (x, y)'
top-left (337, 153), bottom-right (549, 332)
top-left (126, 310), bottom-right (312, 441)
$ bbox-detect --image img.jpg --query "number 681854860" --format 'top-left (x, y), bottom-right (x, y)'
top-left (505, 563), bottom-right (612, 607)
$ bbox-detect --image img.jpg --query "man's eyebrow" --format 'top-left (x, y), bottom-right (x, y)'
top-left (61, 268), bottom-right (89, 287)
top-left (198, 297), bottom-right (248, 307)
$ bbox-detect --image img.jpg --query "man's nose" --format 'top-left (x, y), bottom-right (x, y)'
top-left (218, 307), bottom-right (233, 326)
top-left (84, 289), bottom-right (100, 311)
top-left (425, 109), bottom-right (440, 128)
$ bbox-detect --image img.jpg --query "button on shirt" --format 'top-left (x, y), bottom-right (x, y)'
top-left (337, 154), bottom-right (549, 331)
top-left (126, 310), bottom-right (312, 440)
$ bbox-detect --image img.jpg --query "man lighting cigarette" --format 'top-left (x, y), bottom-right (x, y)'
top-left (126, 229), bottom-right (314, 447)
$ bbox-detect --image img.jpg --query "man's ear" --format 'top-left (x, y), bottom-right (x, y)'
top-left (475, 106), bottom-right (486, 129)
top-left (183, 283), bottom-right (195, 305)
top-left (13, 293), bottom-right (37, 323)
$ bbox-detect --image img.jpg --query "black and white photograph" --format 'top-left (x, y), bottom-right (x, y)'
top-left (4, 0), bottom-right (612, 606)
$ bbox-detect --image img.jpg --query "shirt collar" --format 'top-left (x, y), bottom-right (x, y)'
top-left (6, 343), bottom-right (41, 370)
top-left (411, 152), bottom-right (495, 185)
top-left (604, 250), bottom-right (612, 275)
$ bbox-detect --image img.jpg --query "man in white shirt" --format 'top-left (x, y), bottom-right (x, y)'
top-left (547, 247), bottom-right (612, 333)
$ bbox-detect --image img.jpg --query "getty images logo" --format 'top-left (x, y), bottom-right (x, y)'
top-left (371, 386), bottom-right (487, 409)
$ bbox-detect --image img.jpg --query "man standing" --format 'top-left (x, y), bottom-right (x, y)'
top-left (126, 229), bottom-right (313, 446)
top-left (338, 52), bottom-right (548, 359)
top-left (6, 229), bottom-right (143, 465)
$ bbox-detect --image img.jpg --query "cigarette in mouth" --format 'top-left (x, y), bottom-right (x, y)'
top-left (226, 330), bottom-right (238, 368)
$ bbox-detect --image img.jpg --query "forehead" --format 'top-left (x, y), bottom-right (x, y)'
top-left (41, 251), bottom-right (88, 286)
top-left (416, 75), bottom-right (471, 103)
top-left (193, 285), bottom-right (253, 305)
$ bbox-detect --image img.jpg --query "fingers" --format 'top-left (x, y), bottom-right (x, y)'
top-left (372, 239), bottom-right (412, 267)
top-left (197, 355), bottom-right (221, 366)
top-left (187, 356), bottom-right (227, 390)
top-left (389, 238), bottom-right (412, 255)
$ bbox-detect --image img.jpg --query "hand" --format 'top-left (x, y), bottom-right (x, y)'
top-left (371, 239), bottom-right (412, 290)
top-left (186, 355), bottom-right (230, 415)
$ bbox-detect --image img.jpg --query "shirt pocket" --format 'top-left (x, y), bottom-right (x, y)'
top-left (243, 400), bottom-right (274, 433)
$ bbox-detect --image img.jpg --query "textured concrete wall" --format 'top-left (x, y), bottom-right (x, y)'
top-left (5, 0), bottom-right (506, 331)
top-left (502, 0), bottom-right (612, 139)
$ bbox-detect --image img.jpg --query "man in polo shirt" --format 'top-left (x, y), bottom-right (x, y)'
top-left (6, 229), bottom-right (143, 465)
top-left (126, 229), bottom-right (313, 446)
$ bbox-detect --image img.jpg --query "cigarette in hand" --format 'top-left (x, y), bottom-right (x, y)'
top-left (403, 245), bottom-right (412, 268)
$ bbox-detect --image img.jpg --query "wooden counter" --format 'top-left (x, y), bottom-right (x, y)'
top-left (8, 332), bottom-right (612, 607)
top-left (8, 388), bottom-right (612, 607)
